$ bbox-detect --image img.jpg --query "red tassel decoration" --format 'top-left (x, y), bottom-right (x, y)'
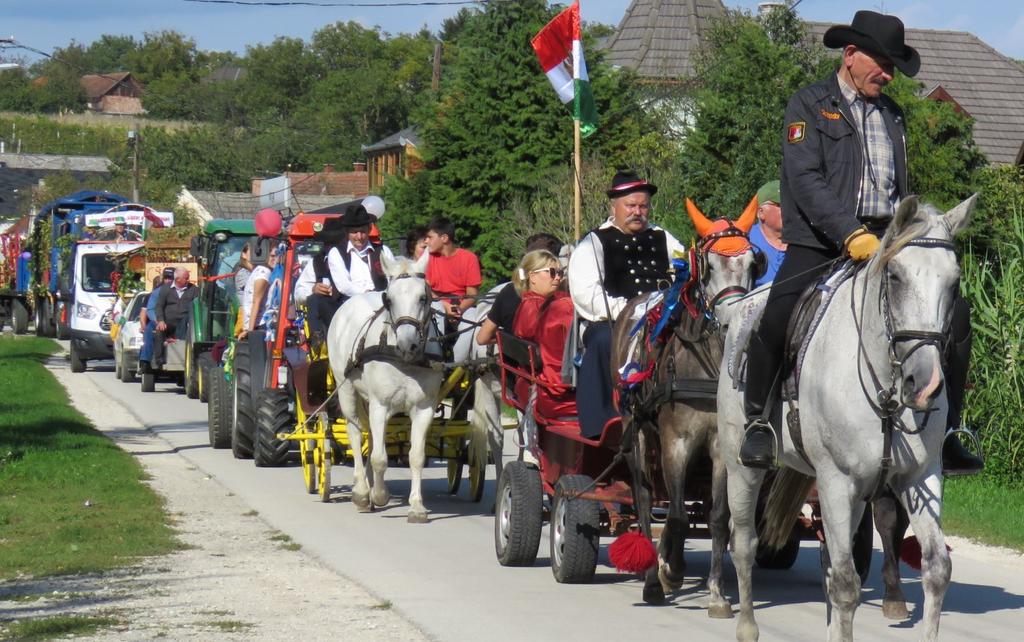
top-left (608, 530), bottom-right (658, 574)
top-left (899, 535), bottom-right (952, 571)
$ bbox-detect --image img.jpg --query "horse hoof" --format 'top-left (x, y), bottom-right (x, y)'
top-left (642, 581), bottom-right (666, 606)
top-left (708, 602), bottom-right (734, 619)
top-left (407, 511), bottom-right (429, 524)
top-left (882, 600), bottom-right (910, 621)
top-left (371, 491), bottom-right (390, 508)
top-left (355, 502), bottom-right (373, 513)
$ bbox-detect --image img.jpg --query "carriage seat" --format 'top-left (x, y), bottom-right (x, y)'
top-left (497, 330), bottom-right (578, 423)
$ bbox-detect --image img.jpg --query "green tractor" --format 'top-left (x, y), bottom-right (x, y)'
top-left (185, 219), bottom-right (257, 408)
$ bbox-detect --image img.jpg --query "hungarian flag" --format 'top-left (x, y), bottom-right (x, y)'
top-left (531, 1), bottom-right (598, 137)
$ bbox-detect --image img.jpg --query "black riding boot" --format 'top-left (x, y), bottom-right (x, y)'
top-left (739, 331), bottom-right (782, 469)
top-left (941, 304), bottom-right (983, 475)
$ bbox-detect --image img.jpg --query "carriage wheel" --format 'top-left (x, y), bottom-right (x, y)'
top-left (317, 423), bottom-right (333, 503)
top-left (495, 461), bottom-right (543, 567)
top-left (297, 393), bottom-right (316, 494)
top-left (468, 432), bottom-right (487, 503)
top-left (550, 475), bottom-right (600, 584)
top-left (446, 455), bottom-right (464, 495)
top-left (818, 505), bottom-right (874, 589)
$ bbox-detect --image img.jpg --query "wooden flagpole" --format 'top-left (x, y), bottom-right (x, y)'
top-left (573, 118), bottom-right (582, 241)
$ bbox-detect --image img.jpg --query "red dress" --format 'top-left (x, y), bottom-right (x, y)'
top-left (512, 291), bottom-right (577, 418)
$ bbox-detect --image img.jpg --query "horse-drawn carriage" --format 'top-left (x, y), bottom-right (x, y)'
top-left (215, 210), bottom-right (498, 516)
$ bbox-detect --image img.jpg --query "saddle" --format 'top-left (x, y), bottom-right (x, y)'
top-left (731, 260), bottom-right (858, 397)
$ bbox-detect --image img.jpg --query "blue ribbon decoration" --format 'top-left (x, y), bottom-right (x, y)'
top-left (650, 257), bottom-right (691, 340)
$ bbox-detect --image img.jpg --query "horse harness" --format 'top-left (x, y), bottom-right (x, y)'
top-left (853, 236), bottom-right (958, 500)
top-left (698, 223), bottom-right (766, 309)
top-left (344, 272), bottom-right (435, 377)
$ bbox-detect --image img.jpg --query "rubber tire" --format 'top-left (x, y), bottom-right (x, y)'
top-left (184, 341), bottom-right (199, 399)
top-left (114, 348), bottom-right (123, 379)
top-left (231, 341), bottom-right (256, 459)
top-left (11, 299), bottom-right (29, 335)
top-left (853, 506), bottom-right (873, 586)
top-left (254, 388), bottom-right (293, 467)
top-left (35, 300), bottom-right (50, 337)
top-left (198, 353), bottom-right (215, 403)
top-left (495, 461), bottom-right (544, 567)
top-left (550, 475), bottom-right (600, 584)
top-left (754, 475), bottom-right (802, 570)
top-left (120, 351), bottom-right (136, 383)
top-left (69, 342), bottom-right (86, 373)
top-left (56, 307), bottom-right (70, 340)
top-left (141, 371), bottom-right (155, 393)
top-left (208, 366), bottom-right (232, 449)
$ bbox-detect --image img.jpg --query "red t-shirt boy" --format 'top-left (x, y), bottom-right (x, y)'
top-left (424, 217), bottom-right (481, 318)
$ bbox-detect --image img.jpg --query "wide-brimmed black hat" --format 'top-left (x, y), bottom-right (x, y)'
top-left (824, 10), bottom-right (920, 77)
top-left (341, 204), bottom-right (375, 228)
top-left (607, 170), bottom-right (658, 199)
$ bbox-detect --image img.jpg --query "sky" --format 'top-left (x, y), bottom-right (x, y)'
top-left (2, 0), bottom-right (1024, 63)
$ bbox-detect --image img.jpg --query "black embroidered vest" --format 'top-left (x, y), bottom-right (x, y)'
top-left (593, 226), bottom-right (670, 300)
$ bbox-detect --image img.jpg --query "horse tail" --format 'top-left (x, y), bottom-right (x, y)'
top-left (760, 468), bottom-right (815, 552)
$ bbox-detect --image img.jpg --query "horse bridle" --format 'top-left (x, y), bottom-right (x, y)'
top-left (698, 225), bottom-right (759, 311)
top-left (381, 272), bottom-right (431, 358)
top-left (854, 236), bottom-right (957, 425)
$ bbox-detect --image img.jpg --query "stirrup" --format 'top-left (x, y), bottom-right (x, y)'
top-left (738, 418), bottom-right (778, 469)
top-left (943, 426), bottom-right (984, 476)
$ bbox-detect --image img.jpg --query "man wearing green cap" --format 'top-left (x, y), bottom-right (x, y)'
top-left (749, 180), bottom-right (786, 288)
top-left (113, 217), bottom-right (142, 242)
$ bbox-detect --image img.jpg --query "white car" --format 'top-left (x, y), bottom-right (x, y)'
top-left (114, 291), bottom-right (150, 383)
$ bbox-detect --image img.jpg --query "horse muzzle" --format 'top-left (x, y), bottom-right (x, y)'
top-left (899, 345), bottom-right (944, 410)
top-left (391, 316), bottom-right (427, 362)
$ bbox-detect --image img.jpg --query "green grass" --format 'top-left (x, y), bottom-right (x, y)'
top-left (0, 337), bottom-right (179, 578)
top-left (203, 620), bottom-right (253, 632)
top-left (944, 476), bottom-right (1024, 551)
top-left (1, 615), bottom-right (120, 640)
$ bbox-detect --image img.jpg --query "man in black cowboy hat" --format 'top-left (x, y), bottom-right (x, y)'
top-left (568, 170), bottom-right (686, 438)
top-left (297, 205), bottom-right (393, 346)
top-left (739, 11), bottom-right (982, 475)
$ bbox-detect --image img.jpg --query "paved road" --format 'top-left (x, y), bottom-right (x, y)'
top-left (74, 353), bottom-right (1024, 641)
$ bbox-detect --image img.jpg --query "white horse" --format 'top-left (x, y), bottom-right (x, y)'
top-left (327, 251), bottom-right (441, 523)
top-left (454, 285), bottom-right (507, 497)
top-left (718, 195), bottom-right (975, 641)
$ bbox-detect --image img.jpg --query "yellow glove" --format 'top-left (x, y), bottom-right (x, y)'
top-left (843, 227), bottom-right (881, 261)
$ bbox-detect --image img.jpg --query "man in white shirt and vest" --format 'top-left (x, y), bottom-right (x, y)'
top-left (298, 205), bottom-right (394, 345)
top-left (568, 171), bottom-right (686, 438)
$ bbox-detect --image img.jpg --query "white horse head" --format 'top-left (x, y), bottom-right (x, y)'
top-left (380, 251), bottom-right (432, 362)
top-left (686, 196), bottom-right (760, 322)
top-left (872, 194), bottom-right (975, 410)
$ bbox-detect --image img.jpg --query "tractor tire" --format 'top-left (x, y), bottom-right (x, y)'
top-left (184, 340), bottom-right (199, 399)
top-left (198, 353), bottom-right (215, 403)
top-left (11, 299), bottom-right (29, 335)
top-left (231, 341), bottom-right (256, 459)
top-left (208, 366), bottom-right (232, 449)
top-left (550, 475), bottom-right (600, 584)
top-left (34, 300), bottom-right (49, 337)
top-left (69, 341), bottom-right (86, 373)
top-left (495, 461), bottom-right (544, 567)
top-left (254, 388), bottom-right (293, 467)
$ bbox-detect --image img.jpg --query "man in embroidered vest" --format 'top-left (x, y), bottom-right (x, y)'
top-left (739, 11), bottom-right (981, 475)
top-left (568, 171), bottom-right (686, 438)
top-left (298, 205), bottom-right (393, 346)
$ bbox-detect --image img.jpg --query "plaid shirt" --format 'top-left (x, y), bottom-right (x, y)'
top-left (839, 75), bottom-right (897, 223)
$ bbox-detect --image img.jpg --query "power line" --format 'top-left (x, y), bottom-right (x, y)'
top-left (182, 0), bottom-right (482, 6)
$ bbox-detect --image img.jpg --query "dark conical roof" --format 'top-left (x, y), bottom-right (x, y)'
top-left (604, 0), bottom-right (726, 79)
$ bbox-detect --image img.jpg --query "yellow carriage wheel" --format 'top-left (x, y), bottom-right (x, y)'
top-left (295, 392), bottom-right (317, 494)
top-left (447, 456), bottom-right (464, 495)
top-left (317, 417), bottom-right (332, 503)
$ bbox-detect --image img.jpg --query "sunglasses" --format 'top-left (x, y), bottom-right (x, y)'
top-left (531, 267), bottom-right (565, 279)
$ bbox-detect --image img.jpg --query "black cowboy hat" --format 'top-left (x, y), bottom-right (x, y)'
top-left (823, 10), bottom-right (920, 77)
top-left (341, 204), bottom-right (375, 228)
top-left (606, 170), bottom-right (658, 199)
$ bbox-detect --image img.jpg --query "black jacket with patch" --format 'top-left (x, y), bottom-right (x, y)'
top-left (780, 73), bottom-right (909, 251)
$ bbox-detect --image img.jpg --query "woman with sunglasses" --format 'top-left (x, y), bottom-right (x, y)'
top-left (238, 244), bottom-right (280, 339)
top-left (511, 250), bottom-right (576, 418)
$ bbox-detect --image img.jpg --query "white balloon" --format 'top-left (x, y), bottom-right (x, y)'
top-left (362, 195), bottom-right (385, 220)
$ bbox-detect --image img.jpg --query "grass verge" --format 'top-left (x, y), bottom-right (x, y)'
top-left (0, 336), bottom-right (179, 578)
top-left (944, 476), bottom-right (1024, 551)
top-left (2, 615), bottom-right (120, 640)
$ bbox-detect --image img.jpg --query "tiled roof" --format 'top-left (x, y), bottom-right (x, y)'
top-left (807, 22), bottom-right (1024, 165)
top-left (79, 71), bottom-right (133, 100)
top-left (362, 127), bottom-right (421, 153)
top-left (603, 0), bottom-right (726, 79)
top-left (0, 167), bottom-right (110, 219)
top-left (183, 190), bottom-right (358, 221)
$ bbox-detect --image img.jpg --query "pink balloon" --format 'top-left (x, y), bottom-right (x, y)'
top-left (254, 208), bottom-right (282, 237)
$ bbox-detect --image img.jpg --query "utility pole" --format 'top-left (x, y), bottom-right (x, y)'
top-left (432, 42), bottom-right (442, 92)
top-left (128, 130), bottom-right (140, 202)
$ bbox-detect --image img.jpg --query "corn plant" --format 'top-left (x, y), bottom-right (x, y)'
top-left (961, 205), bottom-right (1024, 485)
